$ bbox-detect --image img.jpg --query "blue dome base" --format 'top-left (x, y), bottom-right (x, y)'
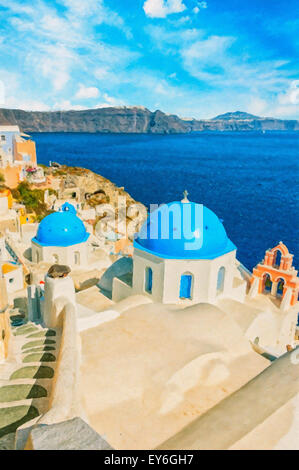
top-left (32, 233), bottom-right (89, 248)
top-left (134, 238), bottom-right (236, 260)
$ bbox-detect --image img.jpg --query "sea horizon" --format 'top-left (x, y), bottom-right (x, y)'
top-left (32, 130), bottom-right (299, 271)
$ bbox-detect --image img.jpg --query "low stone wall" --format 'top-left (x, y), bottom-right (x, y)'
top-left (157, 349), bottom-right (299, 450)
top-left (112, 276), bottom-right (132, 302)
top-left (25, 417), bottom-right (113, 450)
top-left (37, 302), bottom-right (82, 426)
top-left (14, 295), bottom-right (83, 449)
top-left (24, 299), bottom-right (113, 450)
top-left (0, 308), bottom-right (10, 361)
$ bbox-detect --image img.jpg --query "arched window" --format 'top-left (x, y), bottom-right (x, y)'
top-left (36, 251), bottom-right (40, 263)
top-left (179, 273), bottom-right (193, 299)
top-left (263, 273), bottom-right (272, 293)
top-left (274, 250), bottom-right (282, 268)
top-left (217, 266), bottom-right (225, 294)
top-left (276, 278), bottom-right (285, 297)
top-left (52, 254), bottom-right (59, 264)
top-left (74, 251), bottom-right (80, 265)
top-left (145, 267), bottom-right (153, 294)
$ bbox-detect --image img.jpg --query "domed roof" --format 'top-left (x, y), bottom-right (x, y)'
top-left (32, 203), bottom-right (89, 247)
top-left (134, 200), bottom-right (236, 260)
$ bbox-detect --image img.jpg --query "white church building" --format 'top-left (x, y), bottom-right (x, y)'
top-left (113, 194), bottom-right (247, 304)
top-left (31, 202), bottom-right (89, 268)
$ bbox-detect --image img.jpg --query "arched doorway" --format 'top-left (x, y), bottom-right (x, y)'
top-left (263, 273), bottom-right (272, 293)
top-left (274, 250), bottom-right (282, 268)
top-left (145, 267), bottom-right (153, 294)
top-left (179, 273), bottom-right (193, 299)
top-left (52, 254), bottom-right (59, 264)
top-left (217, 267), bottom-right (225, 294)
top-left (276, 278), bottom-right (285, 297)
top-left (74, 251), bottom-right (80, 265)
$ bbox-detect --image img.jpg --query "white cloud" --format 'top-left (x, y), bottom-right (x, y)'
top-left (143, 0), bottom-right (186, 18)
top-left (75, 84), bottom-right (100, 100)
top-left (193, 2), bottom-right (207, 14)
top-left (94, 67), bottom-right (111, 80)
top-left (278, 80), bottom-right (299, 105)
top-left (52, 100), bottom-right (87, 111)
top-left (96, 93), bottom-right (125, 108)
top-left (1, 0), bottom-right (135, 97)
top-left (27, 44), bottom-right (76, 91)
top-left (61, 0), bottom-right (132, 39)
top-left (246, 81), bottom-right (299, 119)
top-left (247, 97), bottom-right (268, 116)
top-left (2, 97), bottom-right (50, 111)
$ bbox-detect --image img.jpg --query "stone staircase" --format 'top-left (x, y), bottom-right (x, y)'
top-left (0, 321), bottom-right (60, 449)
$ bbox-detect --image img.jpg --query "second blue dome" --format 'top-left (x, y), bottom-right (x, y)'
top-left (32, 203), bottom-right (89, 247)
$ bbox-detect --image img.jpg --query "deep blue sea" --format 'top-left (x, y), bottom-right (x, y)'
top-left (32, 131), bottom-right (299, 270)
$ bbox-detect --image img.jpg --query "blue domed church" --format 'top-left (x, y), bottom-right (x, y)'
top-left (31, 203), bottom-right (89, 267)
top-left (113, 194), bottom-right (247, 304)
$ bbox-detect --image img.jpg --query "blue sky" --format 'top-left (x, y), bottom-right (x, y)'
top-left (0, 0), bottom-right (298, 118)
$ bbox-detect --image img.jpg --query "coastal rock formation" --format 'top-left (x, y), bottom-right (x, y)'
top-left (0, 107), bottom-right (298, 133)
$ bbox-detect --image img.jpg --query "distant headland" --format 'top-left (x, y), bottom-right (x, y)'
top-left (0, 107), bottom-right (298, 134)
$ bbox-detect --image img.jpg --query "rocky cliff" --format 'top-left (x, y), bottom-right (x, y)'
top-left (0, 107), bottom-right (298, 133)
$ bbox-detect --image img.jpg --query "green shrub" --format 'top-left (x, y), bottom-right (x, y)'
top-left (23, 353), bottom-right (56, 363)
top-left (11, 182), bottom-right (51, 220)
top-left (10, 366), bottom-right (54, 380)
top-left (22, 339), bottom-right (56, 350)
top-left (0, 406), bottom-right (39, 438)
top-left (0, 384), bottom-right (47, 402)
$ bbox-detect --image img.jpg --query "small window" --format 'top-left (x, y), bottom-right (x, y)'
top-left (1, 135), bottom-right (5, 142)
top-left (217, 267), bottom-right (225, 294)
top-left (145, 267), bottom-right (153, 294)
top-left (179, 274), bottom-right (193, 299)
top-left (9, 278), bottom-right (14, 284)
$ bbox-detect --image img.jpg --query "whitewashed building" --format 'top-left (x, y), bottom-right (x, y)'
top-left (31, 203), bottom-right (89, 267)
top-left (113, 195), bottom-right (246, 304)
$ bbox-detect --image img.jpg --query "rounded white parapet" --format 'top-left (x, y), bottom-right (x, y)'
top-left (44, 272), bottom-right (76, 328)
